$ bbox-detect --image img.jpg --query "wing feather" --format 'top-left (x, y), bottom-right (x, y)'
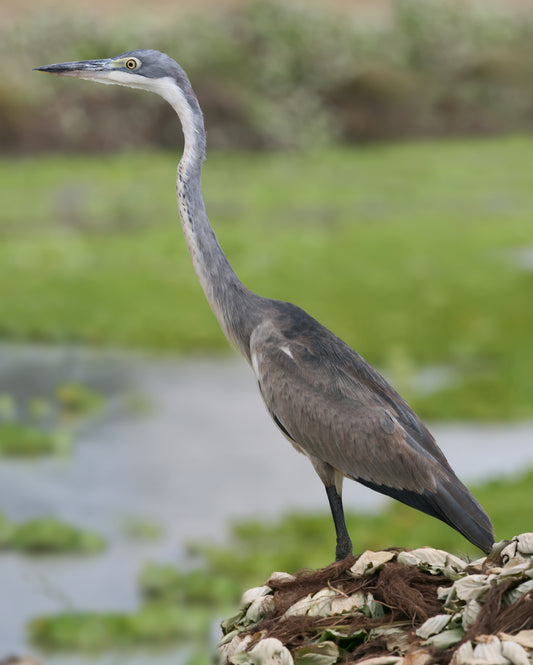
top-left (247, 299), bottom-right (494, 554)
top-left (249, 308), bottom-right (450, 494)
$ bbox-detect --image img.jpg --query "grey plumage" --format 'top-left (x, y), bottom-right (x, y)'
top-left (35, 49), bottom-right (495, 559)
top-left (250, 300), bottom-right (493, 554)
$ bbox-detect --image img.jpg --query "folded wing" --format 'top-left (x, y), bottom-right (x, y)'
top-left (250, 303), bottom-right (494, 553)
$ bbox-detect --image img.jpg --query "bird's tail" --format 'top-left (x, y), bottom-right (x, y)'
top-left (428, 475), bottom-right (495, 554)
top-left (356, 473), bottom-right (495, 554)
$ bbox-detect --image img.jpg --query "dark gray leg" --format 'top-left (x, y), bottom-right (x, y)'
top-left (325, 485), bottom-right (353, 560)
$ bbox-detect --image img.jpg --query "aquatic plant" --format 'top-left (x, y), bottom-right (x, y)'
top-left (0, 382), bottom-right (103, 457)
top-left (0, 423), bottom-right (67, 457)
top-left (0, 514), bottom-right (105, 554)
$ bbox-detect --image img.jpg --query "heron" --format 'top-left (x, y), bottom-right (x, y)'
top-left (35, 50), bottom-right (495, 560)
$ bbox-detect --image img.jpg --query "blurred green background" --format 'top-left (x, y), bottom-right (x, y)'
top-left (1, 0), bottom-right (532, 663)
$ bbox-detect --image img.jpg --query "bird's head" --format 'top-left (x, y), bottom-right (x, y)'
top-left (34, 49), bottom-right (197, 106)
top-left (35, 49), bottom-right (205, 161)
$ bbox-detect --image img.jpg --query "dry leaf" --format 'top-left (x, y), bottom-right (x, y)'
top-left (350, 550), bottom-right (396, 576)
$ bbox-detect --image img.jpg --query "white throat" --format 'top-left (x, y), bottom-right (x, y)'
top-left (93, 69), bottom-right (239, 344)
top-left (98, 72), bottom-right (199, 160)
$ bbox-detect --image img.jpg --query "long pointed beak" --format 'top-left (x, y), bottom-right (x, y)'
top-left (34, 59), bottom-right (113, 81)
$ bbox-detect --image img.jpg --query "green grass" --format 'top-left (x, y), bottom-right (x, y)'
top-left (28, 605), bottom-right (208, 651)
top-left (0, 513), bottom-right (105, 554)
top-left (0, 422), bottom-right (67, 457)
top-left (27, 468), bottom-right (532, 656)
top-left (2, 136), bottom-right (533, 419)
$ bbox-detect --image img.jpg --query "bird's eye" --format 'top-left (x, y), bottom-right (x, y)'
top-left (125, 58), bottom-right (138, 70)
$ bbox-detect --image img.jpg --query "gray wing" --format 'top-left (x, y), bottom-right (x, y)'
top-left (249, 313), bottom-right (451, 494)
top-left (248, 302), bottom-right (494, 553)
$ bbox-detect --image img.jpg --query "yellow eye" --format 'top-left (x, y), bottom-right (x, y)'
top-left (125, 58), bottom-right (138, 70)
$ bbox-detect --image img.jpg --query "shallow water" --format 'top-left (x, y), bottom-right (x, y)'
top-left (0, 344), bottom-right (532, 662)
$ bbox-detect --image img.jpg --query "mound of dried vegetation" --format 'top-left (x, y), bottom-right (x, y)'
top-left (219, 533), bottom-right (533, 665)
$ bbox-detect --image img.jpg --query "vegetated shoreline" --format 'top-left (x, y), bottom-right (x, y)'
top-left (3, 135), bottom-right (533, 419)
top-left (4, 1), bottom-right (533, 153)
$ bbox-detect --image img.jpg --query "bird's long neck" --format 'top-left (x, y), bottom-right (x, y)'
top-left (160, 78), bottom-right (260, 359)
